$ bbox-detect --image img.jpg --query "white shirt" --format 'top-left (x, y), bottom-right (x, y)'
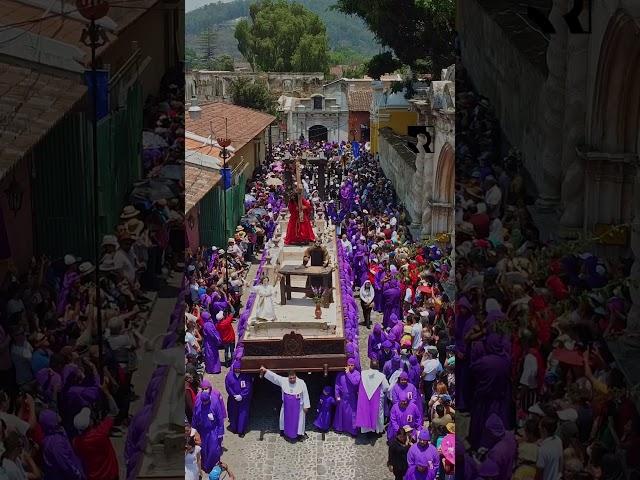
top-left (404, 287), bottom-right (413, 303)
top-left (185, 332), bottom-right (197, 354)
top-left (0, 412), bottom-right (30, 436)
top-left (421, 358), bottom-right (443, 382)
top-left (359, 285), bottom-right (375, 304)
top-left (519, 353), bottom-right (538, 388)
top-left (184, 446), bottom-right (201, 480)
top-left (411, 323), bottom-right (423, 350)
top-left (114, 249), bottom-right (136, 283)
top-left (1, 458), bottom-right (26, 480)
top-left (537, 435), bottom-right (563, 480)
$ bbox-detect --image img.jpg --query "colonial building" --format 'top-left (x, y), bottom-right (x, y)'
top-left (185, 102), bottom-right (275, 249)
top-left (459, 0), bottom-right (640, 385)
top-left (371, 68), bottom-right (454, 239)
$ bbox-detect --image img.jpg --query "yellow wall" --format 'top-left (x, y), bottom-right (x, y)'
top-left (371, 108), bottom-right (418, 154)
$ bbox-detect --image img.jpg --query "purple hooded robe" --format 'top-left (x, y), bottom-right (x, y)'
top-left (468, 334), bottom-right (511, 449)
top-left (333, 362), bottom-right (361, 435)
top-left (354, 368), bottom-right (388, 433)
top-left (485, 414), bottom-right (517, 480)
top-left (367, 323), bottom-right (386, 362)
top-left (199, 379), bottom-right (227, 442)
top-left (39, 409), bottom-right (85, 480)
top-left (191, 391), bottom-right (222, 473)
top-left (407, 432), bottom-right (439, 480)
top-left (391, 372), bottom-right (422, 417)
top-left (387, 392), bottom-right (422, 442)
top-left (313, 386), bottom-right (336, 431)
top-left (224, 360), bottom-right (253, 434)
top-left (382, 281), bottom-right (402, 329)
top-left (373, 268), bottom-right (386, 312)
top-left (203, 316), bottom-right (222, 374)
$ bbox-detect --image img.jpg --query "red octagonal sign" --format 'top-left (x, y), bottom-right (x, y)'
top-left (76, 0), bottom-right (110, 20)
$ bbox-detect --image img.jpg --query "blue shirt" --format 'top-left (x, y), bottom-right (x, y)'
top-left (32, 349), bottom-right (51, 375)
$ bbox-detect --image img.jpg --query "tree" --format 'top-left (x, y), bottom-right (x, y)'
top-left (198, 27), bottom-right (218, 67)
top-left (229, 77), bottom-right (277, 115)
top-left (334, 0), bottom-right (455, 75)
top-left (366, 52), bottom-right (401, 80)
top-left (234, 0), bottom-right (330, 73)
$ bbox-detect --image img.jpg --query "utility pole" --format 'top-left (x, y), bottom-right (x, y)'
top-left (79, 0), bottom-right (109, 382)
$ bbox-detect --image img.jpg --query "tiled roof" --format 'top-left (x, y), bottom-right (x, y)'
top-left (0, 64), bottom-right (86, 180)
top-left (185, 103), bottom-right (275, 152)
top-left (185, 138), bottom-right (225, 159)
top-left (185, 164), bottom-right (221, 214)
top-left (348, 90), bottom-right (373, 112)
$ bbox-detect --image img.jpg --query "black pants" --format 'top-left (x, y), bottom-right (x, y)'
top-left (361, 300), bottom-right (372, 327)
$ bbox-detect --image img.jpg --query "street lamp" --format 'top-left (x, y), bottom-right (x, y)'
top-left (217, 135), bottom-right (232, 296)
top-left (79, 0), bottom-right (110, 382)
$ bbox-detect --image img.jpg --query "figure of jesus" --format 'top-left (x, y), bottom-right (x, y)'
top-left (284, 159), bottom-right (316, 245)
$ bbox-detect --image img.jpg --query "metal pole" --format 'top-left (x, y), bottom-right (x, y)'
top-left (90, 16), bottom-right (104, 382)
top-left (223, 147), bottom-right (229, 296)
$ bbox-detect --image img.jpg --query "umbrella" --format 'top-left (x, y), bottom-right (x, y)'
top-left (441, 433), bottom-right (455, 464)
top-left (266, 176), bottom-right (283, 186)
top-left (552, 348), bottom-right (584, 366)
top-left (159, 165), bottom-right (184, 181)
top-left (143, 131), bottom-right (168, 149)
top-left (129, 179), bottom-right (176, 202)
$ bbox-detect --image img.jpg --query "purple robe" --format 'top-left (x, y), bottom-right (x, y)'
top-left (313, 391), bottom-right (336, 431)
top-left (352, 245), bottom-right (368, 288)
top-left (333, 370), bottom-right (361, 435)
top-left (282, 392), bottom-right (301, 438)
top-left (367, 326), bottom-right (386, 361)
top-left (408, 356), bottom-right (422, 390)
top-left (191, 392), bottom-right (222, 473)
top-left (404, 465), bottom-right (437, 480)
top-left (382, 284), bottom-right (402, 329)
top-left (340, 181), bottom-right (354, 211)
top-left (354, 379), bottom-right (382, 431)
top-left (56, 271), bottom-right (79, 316)
top-left (224, 371), bottom-right (253, 434)
top-left (391, 382), bottom-right (422, 416)
top-left (373, 269), bottom-right (385, 312)
top-left (39, 410), bottom-right (85, 480)
top-left (407, 443), bottom-right (439, 476)
top-left (468, 339), bottom-right (511, 449)
top-left (203, 321), bottom-right (222, 374)
top-left (388, 402), bottom-right (422, 442)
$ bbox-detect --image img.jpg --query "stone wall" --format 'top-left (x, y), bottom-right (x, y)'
top-left (458, 0), bottom-right (547, 191)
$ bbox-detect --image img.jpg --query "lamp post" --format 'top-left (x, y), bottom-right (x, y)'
top-left (217, 134), bottom-right (232, 297)
top-left (79, 0), bottom-right (109, 382)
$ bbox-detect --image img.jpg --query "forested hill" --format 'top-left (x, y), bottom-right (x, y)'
top-left (185, 0), bottom-right (381, 58)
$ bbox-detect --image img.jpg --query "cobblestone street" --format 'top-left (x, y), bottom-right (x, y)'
top-left (207, 298), bottom-right (393, 480)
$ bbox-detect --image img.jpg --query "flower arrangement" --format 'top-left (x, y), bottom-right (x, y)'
top-left (311, 286), bottom-right (327, 305)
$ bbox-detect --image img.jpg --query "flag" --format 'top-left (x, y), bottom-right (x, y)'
top-left (84, 70), bottom-right (109, 120)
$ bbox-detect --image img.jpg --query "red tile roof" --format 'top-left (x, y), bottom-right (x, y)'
top-left (185, 102), bottom-right (275, 152)
top-left (348, 90), bottom-right (373, 112)
top-left (185, 164), bottom-right (221, 214)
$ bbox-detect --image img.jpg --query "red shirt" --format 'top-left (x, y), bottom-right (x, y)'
top-left (215, 314), bottom-right (236, 344)
top-left (72, 417), bottom-right (119, 480)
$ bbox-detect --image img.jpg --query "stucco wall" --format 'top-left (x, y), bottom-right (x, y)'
top-left (349, 111), bottom-right (370, 142)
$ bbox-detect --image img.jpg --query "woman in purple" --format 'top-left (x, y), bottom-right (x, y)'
top-left (333, 358), bottom-right (361, 436)
top-left (224, 359), bottom-right (253, 437)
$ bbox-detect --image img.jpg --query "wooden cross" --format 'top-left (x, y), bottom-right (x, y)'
top-left (295, 158), bottom-right (304, 222)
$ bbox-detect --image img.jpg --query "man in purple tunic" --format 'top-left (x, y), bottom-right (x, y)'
top-left (378, 340), bottom-right (395, 370)
top-left (260, 367), bottom-right (310, 440)
top-left (485, 414), bottom-right (517, 480)
top-left (382, 279), bottom-right (402, 329)
top-left (355, 360), bottom-right (390, 434)
top-left (333, 357), bottom-right (361, 436)
top-left (390, 372), bottom-right (422, 416)
top-left (340, 179), bottom-right (355, 212)
top-left (199, 379), bottom-right (227, 445)
top-left (407, 429), bottom-right (439, 479)
top-left (387, 391), bottom-right (422, 443)
top-left (367, 323), bottom-right (387, 363)
top-left (469, 333), bottom-right (511, 449)
top-left (191, 390), bottom-right (223, 473)
top-left (383, 354), bottom-right (402, 380)
top-left (313, 385), bottom-right (336, 432)
top-left (373, 263), bottom-right (386, 312)
top-left (224, 359), bottom-right (253, 437)
top-left (203, 312), bottom-right (222, 374)
top-left (39, 409), bottom-right (86, 480)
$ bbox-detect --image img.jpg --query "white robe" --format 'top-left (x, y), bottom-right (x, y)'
top-left (253, 284), bottom-right (277, 321)
top-left (264, 370), bottom-right (311, 435)
top-left (360, 369), bottom-right (389, 434)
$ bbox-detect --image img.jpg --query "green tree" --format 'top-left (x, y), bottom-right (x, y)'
top-left (366, 52), bottom-right (401, 80)
top-left (211, 54), bottom-right (235, 71)
top-left (334, 0), bottom-right (455, 75)
top-left (229, 77), bottom-right (277, 114)
top-left (234, 0), bottom-right (330, 73)
top-left (198, 27), bottom-right (218, 67)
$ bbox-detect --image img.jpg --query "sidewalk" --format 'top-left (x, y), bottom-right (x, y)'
top-left (113, 273), bottom-right (183, 478)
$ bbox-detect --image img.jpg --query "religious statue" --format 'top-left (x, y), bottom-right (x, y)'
top-left (285, 158), bottom-right (316, 245)
top-left (252, 274), bottom-right (277, 322)
top-left (302, 239), bottom-right (331, 301)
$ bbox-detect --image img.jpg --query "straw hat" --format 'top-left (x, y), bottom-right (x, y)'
top-left (78, 261), bottom-right (95, 276)
top-left (126, 219), bottom-right (144, 239)
top-left (101, 235), bottom-right (119, 249)
top-left (120, 205), bottom-right (140, 219)
top-left (64, 254), bottom-right (80, 266)
top-left (446, 422), bottom-right (455, 433)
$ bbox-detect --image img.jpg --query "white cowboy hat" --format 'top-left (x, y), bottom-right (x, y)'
top-left (120, 205), bottom-right (140, 219)
top-left (101, 235), bottom-right (119, 249)
top-left (78, 261), bottom-right (95, 276)
top-left (64, 254), bottom-right (80, 266)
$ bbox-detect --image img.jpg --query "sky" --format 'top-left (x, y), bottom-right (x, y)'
top-left (186, 0), bottom-right (235, 12)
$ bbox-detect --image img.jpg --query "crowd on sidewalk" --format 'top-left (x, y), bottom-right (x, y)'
top-left (0, 71), bottom-right (185, 480)
top-left (456, 65), bottom-right (639, 480)
top-left (184, 140), bottom-right (456, 480)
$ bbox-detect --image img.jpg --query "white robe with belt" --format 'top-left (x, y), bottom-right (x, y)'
top-left (264, 370), bottom-right (311, 435)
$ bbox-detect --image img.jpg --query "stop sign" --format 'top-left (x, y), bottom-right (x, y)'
top-left (76, 0), bottom-right (110, 20)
